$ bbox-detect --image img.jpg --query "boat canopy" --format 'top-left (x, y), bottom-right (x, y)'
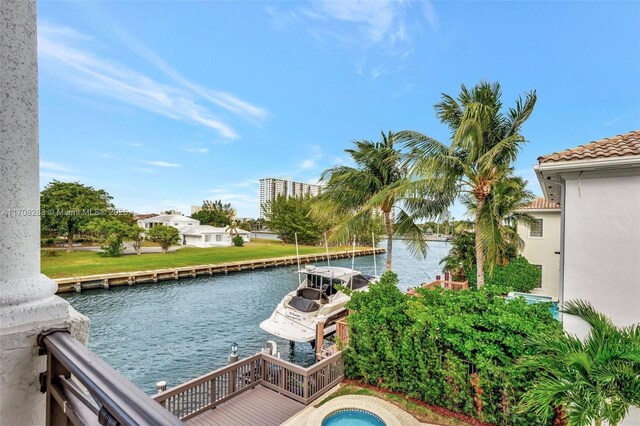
top-left (297, 266), bottom-right (361, 280)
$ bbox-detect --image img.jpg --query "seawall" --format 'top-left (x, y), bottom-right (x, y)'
top-left (54, 248), bottom-right (385, 293)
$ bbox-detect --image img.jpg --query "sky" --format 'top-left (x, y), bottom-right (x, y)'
top-left (38, 0), bottom-right (640, 219)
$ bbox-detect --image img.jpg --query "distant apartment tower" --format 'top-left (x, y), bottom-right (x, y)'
top-left (259, 177), bottom-right (322, 218)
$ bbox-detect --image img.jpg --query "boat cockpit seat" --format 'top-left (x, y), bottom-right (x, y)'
top-left (287, 296), bottom-right (320, 313)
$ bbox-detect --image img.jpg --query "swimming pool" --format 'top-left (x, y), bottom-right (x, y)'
top-left (506, 292), bottom-right (559, 320)
top-left (322, 409), bottom-right (386, 426)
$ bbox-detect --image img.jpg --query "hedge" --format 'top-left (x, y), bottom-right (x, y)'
top-left (344, 271), bottom-right (561, 425)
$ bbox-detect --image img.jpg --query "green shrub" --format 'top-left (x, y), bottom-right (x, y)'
top-left (232, 235), bottom-right (244, 247)
top-left (466, 256), bottom-right (541, 293)
top-left (344, 270), bottom-right (561, 425)
top-left (43, 249), bottom-right (59, 257)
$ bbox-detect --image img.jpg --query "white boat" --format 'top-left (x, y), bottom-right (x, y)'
top-left (259, 265), bottom-right (378, 343)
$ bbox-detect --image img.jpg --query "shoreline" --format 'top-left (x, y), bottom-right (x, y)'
top-left (54, 248), bottom-right (385, 294)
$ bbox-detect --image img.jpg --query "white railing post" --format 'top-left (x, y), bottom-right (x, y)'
top-left (0, 1), bottom-right (89, 423)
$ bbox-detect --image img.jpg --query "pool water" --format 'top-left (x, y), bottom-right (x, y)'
top-left (506, 292), bottom-right (559, 320)
top-left (322, 409), bottom-right (386, 426)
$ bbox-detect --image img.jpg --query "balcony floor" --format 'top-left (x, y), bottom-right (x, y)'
top-left (185, 385), bottom-right (305, 426)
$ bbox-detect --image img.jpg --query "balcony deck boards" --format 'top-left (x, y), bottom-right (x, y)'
top-left (185, 385), bottom-right (305, 426)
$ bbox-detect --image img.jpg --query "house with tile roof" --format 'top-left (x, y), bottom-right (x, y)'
top-left (516, 198), bottom-right (561, 298)
top-left (534, 129), bottom-right (640, 334)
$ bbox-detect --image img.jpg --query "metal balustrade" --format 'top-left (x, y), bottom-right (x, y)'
top-left (38, 330), bottom-right (183, 426)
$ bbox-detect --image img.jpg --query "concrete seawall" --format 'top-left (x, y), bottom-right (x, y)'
top-left (54, 248), bottom-right (385, 293)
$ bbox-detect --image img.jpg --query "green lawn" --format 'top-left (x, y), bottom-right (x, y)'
top-left (42, 242), bottom-right (365, 278)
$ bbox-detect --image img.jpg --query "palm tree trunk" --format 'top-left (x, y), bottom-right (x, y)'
top-left (384, 210), bottom-right (393, 270)
top-left (475, 197), bottom-right (485, 288)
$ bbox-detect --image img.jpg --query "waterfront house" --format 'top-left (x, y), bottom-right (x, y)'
top-left (179, 225), bottom-right (250, 247)
top-left (516, 198), bottom-right (561, 298)
top-left (138, 214), bottom-right (250, 247)
top-left (535, 129), bottom-right (640, 424)
top-left (138, 213), bottom-right (199, 230)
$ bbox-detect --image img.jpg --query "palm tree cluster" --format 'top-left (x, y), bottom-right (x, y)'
top-left (519, 301), bottom-right (640, 426)
top-left (317, 81), bottom-right (537, 280)
top-left (398, 81), bottom-right (537, 286)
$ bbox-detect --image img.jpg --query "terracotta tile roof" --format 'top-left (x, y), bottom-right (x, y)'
top-left (538, 130), bottom-right (640, 164)
top-left (521, 198), bottom-right (560, 210)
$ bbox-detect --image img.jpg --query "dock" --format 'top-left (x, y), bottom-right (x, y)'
top-left (54, 248), bottom-right (385, 293)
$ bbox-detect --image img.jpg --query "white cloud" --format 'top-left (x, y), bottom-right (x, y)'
top-left (145, 161), bottom-right (182, 168)
top-left (107, 23), bottom-right (269, 124)
top-left (37, 22), bottom-right (269, 140)
top-left (40, 161), bottom-right (72, 172)
top-left (301, 0), bottom-right (437, 52)
top-left (94, 153), bottom-right (116, 159)
top-left (299, 159), bottom-right (317, 170)
top-left (184, 147), bottom-right (209, 154)
top-left (128, 142), bottom-right (143, 147)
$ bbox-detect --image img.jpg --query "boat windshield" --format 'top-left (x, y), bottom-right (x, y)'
top-left (306, 274), bottom-right (343, 295)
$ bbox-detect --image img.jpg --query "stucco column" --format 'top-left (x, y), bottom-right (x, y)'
top-left (0, 1), bottom-right (88, 424)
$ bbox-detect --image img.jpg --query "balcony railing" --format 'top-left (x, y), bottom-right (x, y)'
top-left (154, 350), bottom-right (344, 421)
top-left (38, 330), bottom-right (183, 426)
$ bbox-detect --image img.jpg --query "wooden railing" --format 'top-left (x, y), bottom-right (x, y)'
top-left (407, 279), bottom-right (469, 295)
top-left (38, 330), bottom-right (183, 426)
top-left (154, 351), bottom-right (344, 421)
top-left (335, 318), bottom-right (349, 347)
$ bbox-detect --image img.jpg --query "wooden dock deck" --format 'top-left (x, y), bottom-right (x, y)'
top-left (54, 248), bottom-right (384, 293)
top-left (185, 385), bottom-right (304, 426)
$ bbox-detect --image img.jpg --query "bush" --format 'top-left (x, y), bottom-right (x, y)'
top-left (344, 271), bottom-right (561, 425)
top-left (146, 225), bottom-right (180, 253)
top-left (43, 249), bottom-right (59, 257)
top-left (466, 256), bottom-right (541, 293)
top-left (232, 235), bottom-right (244, 247)
top-left (42, 238), bottom-right (56, 247)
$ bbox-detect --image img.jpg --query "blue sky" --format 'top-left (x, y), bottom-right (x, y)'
top-left (38, 1), bottom-right (640, 218)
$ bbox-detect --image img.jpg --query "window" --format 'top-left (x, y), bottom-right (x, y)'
top-left (530, 219), bottom-right (543, 237)
top-left (205, 235), bottom-right (211, 242)
top-left (533, 265), bottom-right (543, 288)
top-left (216, 235), bottom-right (222, 242)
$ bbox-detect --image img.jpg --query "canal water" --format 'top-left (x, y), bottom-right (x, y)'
top-left (61, 241), bottom-right (450, 394)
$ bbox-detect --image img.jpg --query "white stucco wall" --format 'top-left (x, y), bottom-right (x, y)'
top-left (517, 211), bottom-right (561, 298)
top-left (562, 173), bottom-right (640, 338)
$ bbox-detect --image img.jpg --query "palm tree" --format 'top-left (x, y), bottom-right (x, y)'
top-left (315, 131), bottom-right (426, 269)
top-left (399, 81), bottom-right (536, 287)
top-left (519, 300), bottom-right (640, 426)
top-left (462, 174), bottom-right (536, 269)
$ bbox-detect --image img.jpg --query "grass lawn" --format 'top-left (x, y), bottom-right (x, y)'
top-left (318, 382), bottom-right (474, 426)
top-left (42, 241), bottom-right (367, 278)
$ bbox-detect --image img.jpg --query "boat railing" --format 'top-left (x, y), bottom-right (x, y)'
top-left (38, 330), bottom-right (183, 426)
top-left (154, 350), bottom-right (344, 421)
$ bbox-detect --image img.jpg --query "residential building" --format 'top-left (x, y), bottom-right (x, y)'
top-left (535, 130), bottom-right (640, 426)
top-left (259, 177), bottom-right (322, 218)
top-left (516, 198), bottom-right (561, 298)
top-left (137, 214), bottom-right (250, 247)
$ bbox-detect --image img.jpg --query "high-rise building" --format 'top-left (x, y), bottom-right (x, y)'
top-left (259, 177), bottom-right (323, 218)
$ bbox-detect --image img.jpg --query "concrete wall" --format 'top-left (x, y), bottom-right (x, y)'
top-left (517, 211), bottom-right (561, 298)
top-left (562, 173), bottom-right (640, 338)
